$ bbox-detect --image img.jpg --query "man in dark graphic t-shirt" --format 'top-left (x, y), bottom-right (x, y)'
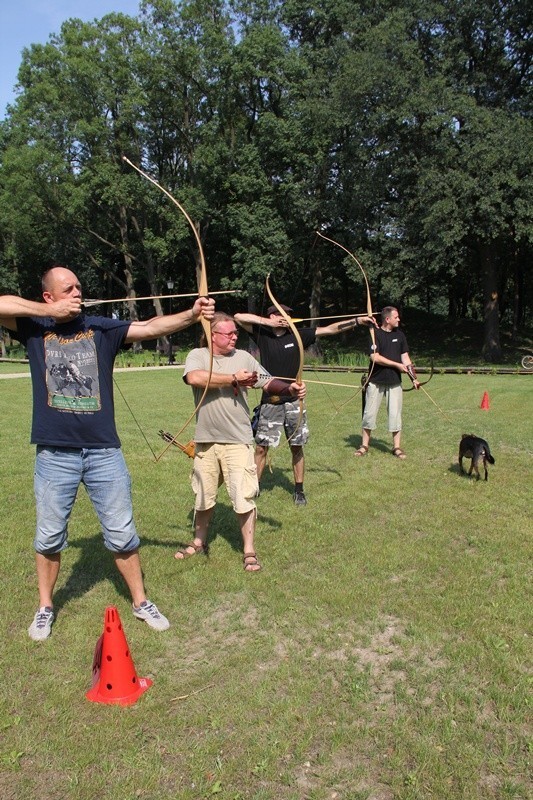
top-left (0, 265), bottom-right (214, 640)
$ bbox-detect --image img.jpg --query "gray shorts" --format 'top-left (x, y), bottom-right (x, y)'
top-left (362, 383), bottom-right (403, 432)
top-left (254, 401), bottom-right (309, 447)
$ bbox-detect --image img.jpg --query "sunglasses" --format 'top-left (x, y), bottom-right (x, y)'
top-left (213, 329), bottom-right (238, 338)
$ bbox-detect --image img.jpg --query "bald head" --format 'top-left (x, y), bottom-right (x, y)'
top-left (42, 266), bottom-right (80, 293)
top-left (41, 266), bottom-right (82, 303)
top-left (41, 267), bottom-right (82, 318)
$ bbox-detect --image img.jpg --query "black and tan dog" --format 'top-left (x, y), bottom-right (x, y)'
top-left (459, 434), bottom-right (495, 481)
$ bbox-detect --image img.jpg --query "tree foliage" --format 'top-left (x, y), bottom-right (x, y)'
top-left (0, 0), bottom-right (531, 360)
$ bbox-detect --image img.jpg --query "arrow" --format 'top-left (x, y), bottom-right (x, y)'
top-left (83, 289), bottom-right (240, 307)
top-left (290, 311), bottom-right (379, 323)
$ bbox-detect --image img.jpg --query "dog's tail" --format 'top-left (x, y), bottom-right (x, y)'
top-left (484, 443), bottom-right (495, 464)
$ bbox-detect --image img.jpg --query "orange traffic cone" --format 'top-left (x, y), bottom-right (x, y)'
top-left (86, 606), bottom-right (152, 706)
top-left (480, 391), bottom-right (490, 410)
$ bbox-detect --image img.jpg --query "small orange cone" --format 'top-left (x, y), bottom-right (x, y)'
top-left (86, 606), bottom-right (152, 706)
top-left (480, 391), bottom-right (490, 410)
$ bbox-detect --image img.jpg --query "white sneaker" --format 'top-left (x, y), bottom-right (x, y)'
top-left (28, 607), bottom-right (55, 641)
top-left (132, 600), bottom-right (170, 631)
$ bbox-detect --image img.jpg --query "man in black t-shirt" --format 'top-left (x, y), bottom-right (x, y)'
top-left (354, 306), bottom-right (420, 460)
top-left (235, 304), bottom-right (375, 504)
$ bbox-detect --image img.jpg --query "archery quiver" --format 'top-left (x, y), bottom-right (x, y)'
top-left (158, 431), bottom-right (195, 458)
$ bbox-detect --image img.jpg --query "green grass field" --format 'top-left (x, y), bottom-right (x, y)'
top-left (0, 369), bottom-right (531, 800)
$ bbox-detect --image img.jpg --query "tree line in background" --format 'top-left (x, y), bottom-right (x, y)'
top-left (0, 0), bottom-right (531, 360)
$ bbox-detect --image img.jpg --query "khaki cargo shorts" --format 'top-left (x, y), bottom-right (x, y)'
top-left (192, 443), bottom-right (258, 514)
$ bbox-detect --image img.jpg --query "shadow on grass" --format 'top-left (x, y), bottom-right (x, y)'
top-left (166, 459), bottom-right (344, 559)
top-left (448, 461), bottom-right (490, 481)
top-left (169, 503), bottom-right (248, 557)
top-left (258, 462), bottom-right (343, 506)
top-left (167, 503), bottom-right (280, 558)
top-left (345, 433), bottom-right (393, 454)
top-left (52, 533), bottom-right (134, 614)
top-left (52, 525), bottom-right (188, 615)
top-left (258, 464), bottom-right (294, 497)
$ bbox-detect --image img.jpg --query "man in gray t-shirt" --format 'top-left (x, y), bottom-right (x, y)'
top-left (177, 312), bottom-right (306, 572)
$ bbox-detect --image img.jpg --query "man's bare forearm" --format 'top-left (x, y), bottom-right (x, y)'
top-left (0, 295), bottom-right (81, 324)
top-left (0, 296), bottom-right (51, 318)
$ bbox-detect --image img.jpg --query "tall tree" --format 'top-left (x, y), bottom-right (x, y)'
top-left (0, 0), bottom-right (531, 360)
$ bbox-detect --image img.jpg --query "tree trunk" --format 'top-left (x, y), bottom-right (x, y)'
top-left (118, 203), bottom-right (144, 352)
top-left (128, 211), bottom-right (167, 350)
top-left (479, 242), bottom-right (502, 362)
top-left (512, 253), bottom-right (524, 339)
top-left (307, 260), bottom-right (322, 358)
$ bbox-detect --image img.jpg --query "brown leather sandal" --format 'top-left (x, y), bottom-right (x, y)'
top-left (243, 552), bottom-right (262, 572)
top-left (174, 542), bottom-right (209, 560)
top-left (392, 447), bottom-right (407, 460)
top-left (354, 445), bottom-right (369, 456)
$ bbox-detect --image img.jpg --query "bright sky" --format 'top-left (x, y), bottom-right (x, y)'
top-left (0, 1), bottom-right (141, 119)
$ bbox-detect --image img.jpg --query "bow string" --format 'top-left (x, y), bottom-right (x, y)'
top-left (122, 156), bottom-right (213, 461)
top-left (315, 230), bottom-right (377, 401)
top-left (265, 273), bottom-right (305, 441)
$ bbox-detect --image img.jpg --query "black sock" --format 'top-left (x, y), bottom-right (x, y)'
top-left (295, 482), bottom-right (303, 493)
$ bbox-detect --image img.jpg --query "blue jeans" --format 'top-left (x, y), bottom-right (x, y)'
top-left (34, 446), bottom-right (140, 554)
